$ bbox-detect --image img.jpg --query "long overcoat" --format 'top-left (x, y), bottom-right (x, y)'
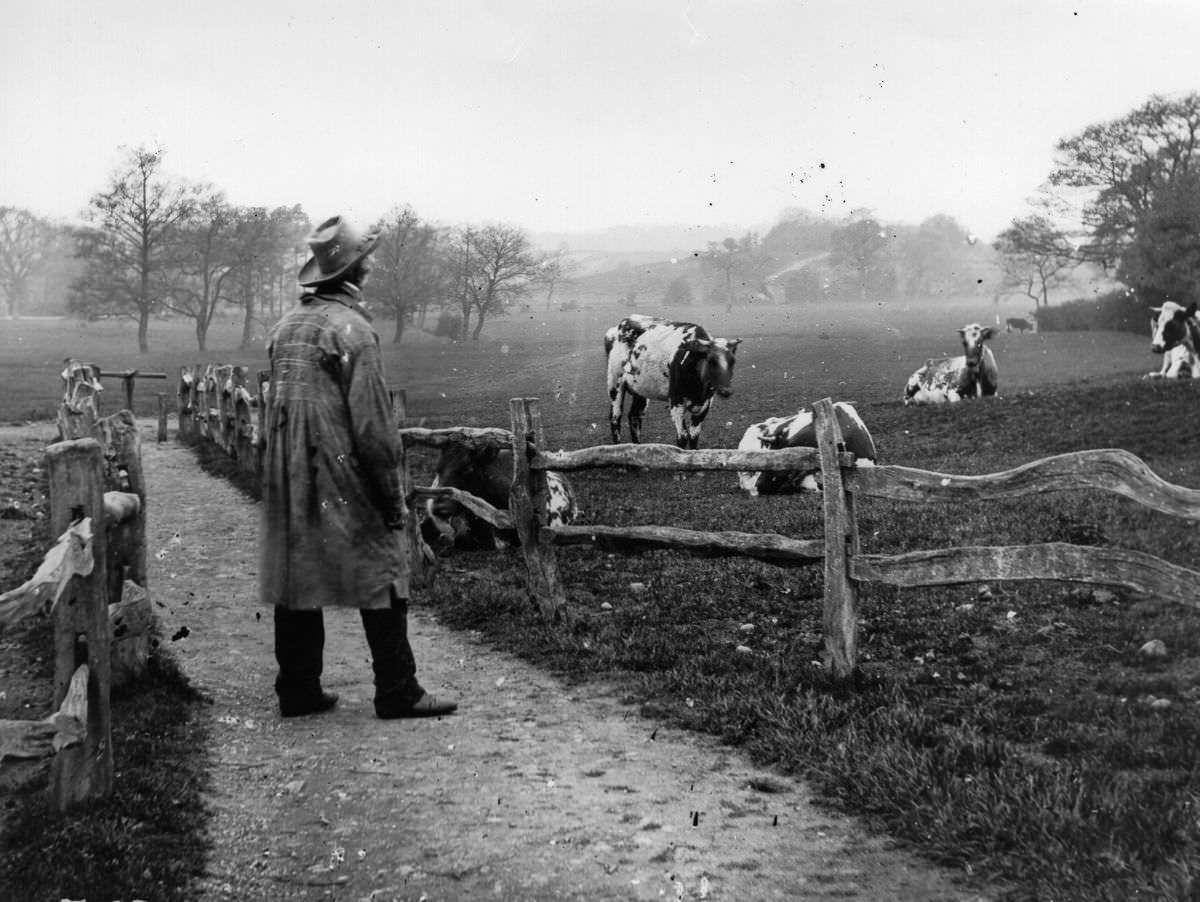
top-left (259, 289), bottom-right (409, 610)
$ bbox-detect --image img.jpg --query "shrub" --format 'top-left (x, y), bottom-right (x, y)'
top-left (1036, 289), bottom-right (1145, 334)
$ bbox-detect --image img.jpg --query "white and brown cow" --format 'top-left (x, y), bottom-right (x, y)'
top-left (421, 443), bottom-right (577, 551)
top-left (605, 314), bottom-right (741, 449)
top-left (737, 402), bottom-right (877, 496)
top-left (1145, 301), bottom-right (1200, 379)
top-left (903, 323), bottom-right (998, 405)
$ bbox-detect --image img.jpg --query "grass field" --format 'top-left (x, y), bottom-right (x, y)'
top-left (3, 297), bottom-right (1199, 900)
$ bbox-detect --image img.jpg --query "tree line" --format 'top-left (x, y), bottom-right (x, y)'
top-left (0, 146), bottom-right (557, 352)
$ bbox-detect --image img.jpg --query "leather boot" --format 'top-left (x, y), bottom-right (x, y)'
top-left (274, 607), bottom-right (338, 717)
top-left (361, 594), bottom-right (443, 718)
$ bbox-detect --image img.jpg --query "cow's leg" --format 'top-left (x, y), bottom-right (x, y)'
top-left (627, 395), bottom-right (648, 443)
top-left (672, 401), bottom-right (706, 449)
top-left (609, 383), bottom-right (625, 443)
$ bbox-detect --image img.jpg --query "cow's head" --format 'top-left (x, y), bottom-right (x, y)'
top-left (956, 324), bottom-right (994, 370)
top-left (1149, 301), bottom-right (1199, 354)
top-left (683, 337), bottom-right (741, 398)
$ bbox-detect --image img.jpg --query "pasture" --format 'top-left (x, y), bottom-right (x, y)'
top-left (3, 298), bottom-right (1199, 899)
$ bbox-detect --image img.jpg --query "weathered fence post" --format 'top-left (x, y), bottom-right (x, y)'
top-left (156, 392), bottom-right (168, 443)
top-left (394, 390), bottom-right (437, 590)
top-left (509, 398), bottom-right (567, 622)
top-left (45, 438), bottom-right (114, 811)
top-left (121, 371), bottom-right (136, 413)
top-left (814, 397), bottom-right (858, 681)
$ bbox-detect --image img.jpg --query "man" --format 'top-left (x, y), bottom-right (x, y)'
top-left (260, 215), bottom-right (457, 719)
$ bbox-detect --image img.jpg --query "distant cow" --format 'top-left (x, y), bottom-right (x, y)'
top-left (605, 314), bottom-right (741, 449)
top-left (737, 402), bottom-right (877, 496)
top-left (1005, 316), bottom-right (1035, 334)
top-left (421, 443), bottom-right (577, 551)
top-left (1145, 301), bottom-right (1200, 379)
top-left (903, 323), bottom-right (999, 405)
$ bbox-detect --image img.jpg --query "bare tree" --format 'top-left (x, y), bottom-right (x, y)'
top-left (371, 206), bottom-right (448, 343)
top-left (993, 214), bottom-right (1077, 307)
top-left (537, 244), bottom-right (574, 309)
top-left (0, 207), bottom-right (57, 318)
top-left (74, 145), bottom-right (202, 352)
top-left (450, 224), bottom-right (541, 340)
top-left (161, 191), bottom-right (237, 351)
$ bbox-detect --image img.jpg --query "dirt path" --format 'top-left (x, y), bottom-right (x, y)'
top-left (139, 430), bottom-right (992, 901)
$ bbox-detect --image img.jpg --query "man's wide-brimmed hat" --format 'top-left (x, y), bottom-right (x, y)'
top-left (298, 216), bottom-right (379, 287)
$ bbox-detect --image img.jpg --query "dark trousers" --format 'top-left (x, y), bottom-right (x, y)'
top-left (274, 593), bottom-right (424, 709)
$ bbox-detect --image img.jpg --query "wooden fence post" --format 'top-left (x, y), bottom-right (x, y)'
top-left (121, 371), bottom-right (136, 413)
top-left (394, 390), bottom-right (436, 590)
top-left (509, 398), bottom-right (567, 622)
top-left (156, 393), bottom-right (168, 443)
top-left (45, 438), bottom-right (114, 811)
top-left (814, 398), bottom-right (858, 681)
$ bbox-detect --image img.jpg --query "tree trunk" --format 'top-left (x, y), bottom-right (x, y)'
top-left (240, 290), bottom-right (255, 350)
top-left (392, 315), bottom-right (406, 344)
top-left (137, 309), bottom-right (150, 354)
top-left (472, 312), bottom-right (486, 340)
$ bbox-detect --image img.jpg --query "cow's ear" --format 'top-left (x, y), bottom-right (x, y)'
top-left (1187, 302), bottom-right (1199, 318)
top-left (980, 327), bottom-right (995, 340)
top-left (1149, 306), bottom-right (1163, 314)
top-left (727, 338), bottom-right (742, 352)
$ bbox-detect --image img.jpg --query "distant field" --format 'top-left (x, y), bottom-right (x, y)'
top-left (0, 297), bottom-right (1156, 431)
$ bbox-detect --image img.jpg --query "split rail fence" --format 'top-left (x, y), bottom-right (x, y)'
top-left (405, 397), bottom-right (1200, 680)
top-left (0, 389), bottom-right (152, 810)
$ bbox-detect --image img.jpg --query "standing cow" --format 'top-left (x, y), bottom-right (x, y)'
top-left (737, 401), bottom-right (877, 496)
top-left (421, 443), bottom-right (577, 551)
top-left (1005, 316), bottom-right (1035, 334)
top-left (903, 323), bottom-right (999, 405)
top-left (605, 314), bottom-right (741, 449)
top-left (1145, 301), bottom-right (1200, 379)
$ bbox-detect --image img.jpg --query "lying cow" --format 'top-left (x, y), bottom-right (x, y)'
top-left (737, 402), bottom-right (877, 496)
top-left (903, 323), bottom-right (998, 405)
top-left (1145, 301), bottom-right (1200, 379)
top-left (605, 314), bottom-right (741, 449)
top-left (421, 443), bottom-right (577, 551)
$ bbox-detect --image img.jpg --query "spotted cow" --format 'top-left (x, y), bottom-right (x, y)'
top-left (1145, 301), bottom-right (1200, 379)
top-left (421, 443), bottom-right (577, 551)
top-left (903, 323), bottom-right (998, 405)
top-left (737, 402), bottom-right (877, 496)
top-left (605, 314), bottom-right (741, 449)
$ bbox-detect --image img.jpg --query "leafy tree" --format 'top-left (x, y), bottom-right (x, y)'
top-left (702, 233), bottom-right (768, 310)
top-left (829, 215), bottom-right (890, 300)
top-left (1118, 169), bottom-right (1200, 305)
top-left (992, 214), bottom-right (1077, 307)
top-left (897, 215), bottom-right (971, 296)
top-left (450, 224), bottom-right (541, 340)
top-left (370, 206), bottom-right (448, 343)
top-left (0, 207), bottom-right (58, 318)
top-left (72, 145), bottom-right (203, 352)
top-left (1050, 92), bottom-right (1200, 288)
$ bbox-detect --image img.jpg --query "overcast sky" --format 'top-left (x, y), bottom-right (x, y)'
top-left (2, 1), bottom-right (1196, 243)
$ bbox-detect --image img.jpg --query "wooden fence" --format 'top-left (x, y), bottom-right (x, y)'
top-left (405, 397), bottom-right (1200, 680)
top-left (58, 357), bottom-right (168, 440)
top-left (167, 374), bottom-right (1200, 681)
top-left (0, 407), bottom-right (151, 811)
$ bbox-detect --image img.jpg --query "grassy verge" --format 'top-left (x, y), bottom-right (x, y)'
top-left (0, 618), bottom-right (211, 902)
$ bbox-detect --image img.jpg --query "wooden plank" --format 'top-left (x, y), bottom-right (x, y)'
top-left (851, 543), bottom-right (1200, 607)
top-left (409, 486), bottom-right (515, 531)
top-left (814, 398), bottom-right (858, 681)
top-left (545, 523), bottom-right (825, 565)
top-left (0, 518), bottom-right (94, 628)
top-left (0, 664), bottom-right (88, 762)
top-left (398, 426), bottom-right (514, 451)
top-left (533, 443), bottom-right (854, 473)
top-left (847, 448), bottom-right (1200, 519)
